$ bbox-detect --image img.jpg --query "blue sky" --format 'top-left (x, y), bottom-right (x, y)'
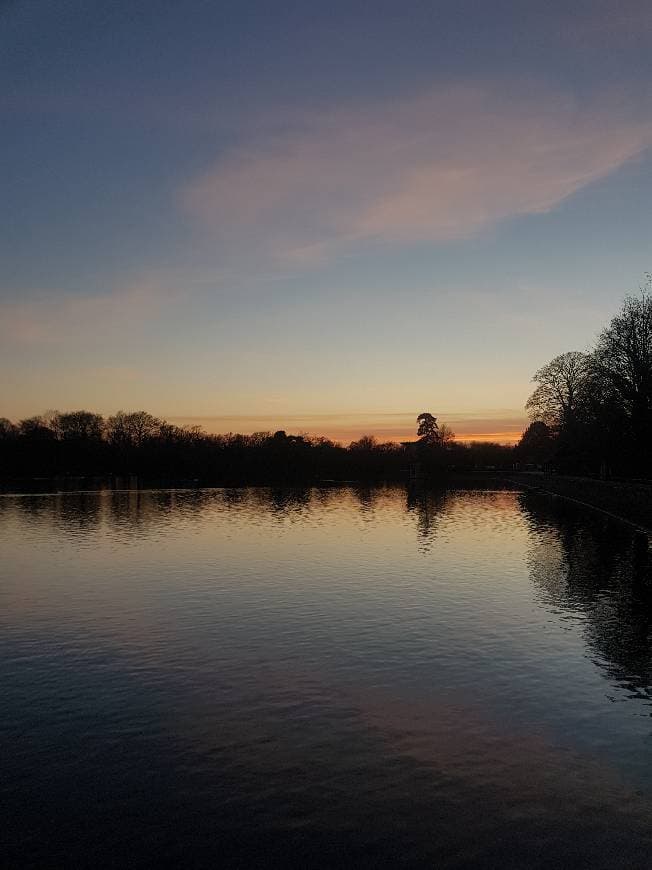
top-left (2, 0), bottom-right (651, 441)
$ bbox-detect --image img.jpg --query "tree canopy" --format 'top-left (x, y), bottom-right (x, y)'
top-left (524, 278), bottom-right (652, 476)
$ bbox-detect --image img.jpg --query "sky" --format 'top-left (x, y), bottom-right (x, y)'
top-left (2, 0), bottom-right (652, 444)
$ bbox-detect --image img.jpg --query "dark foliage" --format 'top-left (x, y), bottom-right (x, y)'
top-left (521, 280), bottom-right (652, 479)
top-left (0, 412), bottom-right (513, 485)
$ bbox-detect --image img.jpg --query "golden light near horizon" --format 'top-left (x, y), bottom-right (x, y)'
top-left (168, 414), bottom-right (527, 446)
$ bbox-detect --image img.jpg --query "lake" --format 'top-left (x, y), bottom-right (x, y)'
top-left (3, 485), bottom-right (652, 868)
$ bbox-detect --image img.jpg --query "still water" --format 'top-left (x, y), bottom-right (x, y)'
top-left (3, 486), bottom-right (652, 868)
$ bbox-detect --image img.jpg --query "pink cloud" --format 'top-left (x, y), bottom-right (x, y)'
top-left (182, 84), bottom-right (652, 259)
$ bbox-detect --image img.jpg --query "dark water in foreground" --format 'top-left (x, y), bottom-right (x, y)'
top-left (3, 486), bottom-right (652, 868)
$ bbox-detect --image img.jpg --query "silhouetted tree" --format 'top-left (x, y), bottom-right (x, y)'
top-left (515, 421), bottom-right (554, 467)
top-left (106, 411), bottom-right (163, 447)
top-left (0, 418), bottom-right (16, 439)
top-left (521, 278), bottom-right (652, 476)
top-left (349, 435), bottom-right (378, 451)
top-left (438, 422), bottom-right (456, 446)
top-left (52, 410), bottom-right (104, 441)
top-left (416, 412), bottom-right (441, 445)
top-left (593, 282), bottom-right (652, 473)
top-left (525, 351), bottom-right (591, 429)
top-left (0, 406), bottom-right (491, 484)
top-left (18, 416), bottom-right (55, 440)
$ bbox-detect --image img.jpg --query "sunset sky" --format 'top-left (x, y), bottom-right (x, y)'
top-left (2, 1), bottom-right (651, 443)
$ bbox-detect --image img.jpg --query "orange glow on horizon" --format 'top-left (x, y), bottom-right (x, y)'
top-left (169, 415), bottom-right (525, 447)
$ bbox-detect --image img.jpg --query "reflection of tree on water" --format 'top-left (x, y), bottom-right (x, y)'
top-left (352, 485), bottom-right (381, 517)
top-left (221, 487), bottom-right (246, 511)
top-left (12, 491), bottom-right (105, 534)
top-left (106, 488), bottom-right (206, 540)
top-left (520, 491), bottom-right (652, 700)
top-left (406, 485), bottom-right (447, 552)
top-left (265, 487), bottom-right (311, 516)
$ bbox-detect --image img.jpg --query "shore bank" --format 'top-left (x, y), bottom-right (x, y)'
top-left (508, 472), bottom-right (652, 535)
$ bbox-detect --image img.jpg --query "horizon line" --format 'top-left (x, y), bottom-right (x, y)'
top-left (168, 413), bottom-right (526, 446)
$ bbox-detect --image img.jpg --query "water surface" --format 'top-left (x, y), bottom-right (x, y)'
top-left (3, 486), bottom-right (652, 867)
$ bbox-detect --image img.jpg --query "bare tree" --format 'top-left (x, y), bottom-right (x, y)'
top-left (593, 282), bottom-right (652, 445)
top-left (349, 435), bottom-right (377, 451)
top-left (106, 411), bottom-right (163, 447)
top-left (525, 351), bottom-right (591, 428)
top-left (52, 410), bottom-right (104, 440)
top-left (438, 422), bottom-right (456, 446)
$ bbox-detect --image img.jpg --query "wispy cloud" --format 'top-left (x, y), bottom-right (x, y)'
top-left (0, 276), bottom-right (181, 348)
top-left (183, 84), bottom-right (652, 262)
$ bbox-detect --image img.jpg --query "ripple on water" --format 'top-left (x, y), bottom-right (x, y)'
top-left (2, 486), bottom-right (652, 867)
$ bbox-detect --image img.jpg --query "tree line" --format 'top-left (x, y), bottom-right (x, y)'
top-left (0, 409), bottom-right (512, 485)
top-left (517, 278), bottom-right (652, 478)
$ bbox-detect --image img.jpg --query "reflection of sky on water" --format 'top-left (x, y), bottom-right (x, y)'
top-left (3, 486), bottom-right (652, 866)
